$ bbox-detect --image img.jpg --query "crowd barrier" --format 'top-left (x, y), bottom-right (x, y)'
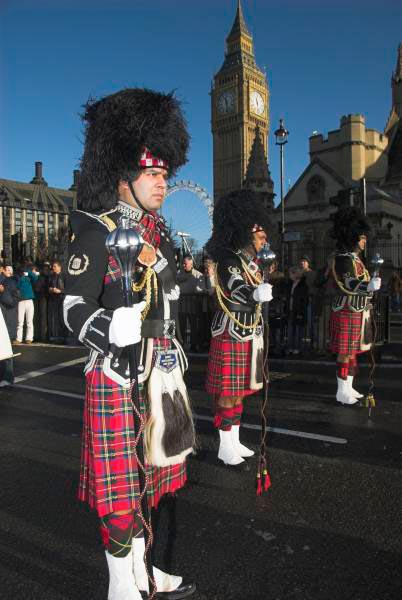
top-left (178, 292), bottom-right (390, 355)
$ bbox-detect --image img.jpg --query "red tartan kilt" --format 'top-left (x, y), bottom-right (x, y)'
top-left (329, 308), bottom-right (363, 355)
top-left (79, 339), bottom-right (187, 517)
top-left (205, 329), bottom-right (257, 397)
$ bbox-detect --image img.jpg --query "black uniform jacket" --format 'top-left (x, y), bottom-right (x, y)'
top-left (332, 252), bottom-right (371, 313)
top-left (211, 248), bottom-right (262, 341)
top-left (64, 208), bottom-right (180, 382)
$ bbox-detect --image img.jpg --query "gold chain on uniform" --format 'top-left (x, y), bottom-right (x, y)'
top-left (331, 254), bottom-right (370, 296)
top-left (132, 267), bottom-right (158, 320)
top-left (214, 256), bottom-right (262, 331)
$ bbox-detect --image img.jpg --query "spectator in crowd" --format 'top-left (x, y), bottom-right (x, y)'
top-left (298, 255), bottom-right (318, 345)
top-left (33, 262), bottom-right (50, 342)
top-left (388, 271), bottom-right (401, 312)
top-left (48, 260), bottom-right (67, 343)
top-left (0, 265), bottom-right (20, 386)
top-left (312, 252), bottom-right (337, 352)
top-left (15, 262), bottom-right (39, 344)
top-left (298, 256), bottom-right (316, 289)
top-left (177, 255), bottom-right (203, 351)
top-left (198, 257), bottom-right (216, 351)
top-left (285, 266), bottom-right (309, 355)
top-left (267, 260), bottom-right (286, 356)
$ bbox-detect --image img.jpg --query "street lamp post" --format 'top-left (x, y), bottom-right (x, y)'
top-left (274, 119), bottom-right (289, 272)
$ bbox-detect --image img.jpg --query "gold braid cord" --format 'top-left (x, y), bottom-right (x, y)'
top-left (331, 255), bottom-right (370, 296)
top-left (129, 379), bottom-right (157, 599)
top-left (214, 259), bottom-right (262, 331)
top-left (132, 267), bottom-right (158, 320)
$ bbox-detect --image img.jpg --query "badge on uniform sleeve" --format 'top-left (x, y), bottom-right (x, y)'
top-left (68, 253), bottom-right (89, 275)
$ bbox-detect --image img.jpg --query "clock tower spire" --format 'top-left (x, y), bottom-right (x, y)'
top-left (211, 0), bottom-right (270, 201)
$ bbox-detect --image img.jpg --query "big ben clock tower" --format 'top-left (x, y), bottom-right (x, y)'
top-left (211, 0), bottom-right (270, 201)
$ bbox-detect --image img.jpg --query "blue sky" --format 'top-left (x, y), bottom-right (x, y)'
top-left (1, 0), bottom-right (401, 248)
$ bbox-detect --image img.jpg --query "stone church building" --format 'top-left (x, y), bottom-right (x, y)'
top-left (276, 44), bottom-right (402, 270)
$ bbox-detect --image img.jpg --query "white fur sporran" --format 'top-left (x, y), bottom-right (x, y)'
top-left (250, 331), bottom-right (264, 390)
top-left (360, 307), bottom-right (373, 352)
top-left (145, 349), bottom-right (195, 467)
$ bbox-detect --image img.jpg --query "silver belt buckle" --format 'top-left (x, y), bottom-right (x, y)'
top-left (163, 319), bottom-right (175, 338)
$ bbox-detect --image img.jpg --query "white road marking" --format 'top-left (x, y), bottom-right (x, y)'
top-left (194, 413), bottom-right (347, 444)
top-left (16, 384), bottom-right (84, 399)
top-left (14, 356), bottom-right (86, 384)
top-left (188, 352), bottom-right (402, 369)
top-left (14, 383), bottom-right (347, 445)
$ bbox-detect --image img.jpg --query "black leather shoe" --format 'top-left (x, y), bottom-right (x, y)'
top-left (217, 458), bottom-right (250, 471)
top-left (141, 582), bottom-right (196, 599)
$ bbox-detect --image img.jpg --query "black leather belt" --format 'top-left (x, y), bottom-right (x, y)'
top-left (226, 303), bottom-right (255, 313)
top-left (141, 319), bottom-right (176, 339)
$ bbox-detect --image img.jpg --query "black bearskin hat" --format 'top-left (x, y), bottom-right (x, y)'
top-left (77, 88), bottom-right (189, 212)
top-left (330, 206), bottom-right (371, 251)
top-left (206, 190), bottom-right (272, 261)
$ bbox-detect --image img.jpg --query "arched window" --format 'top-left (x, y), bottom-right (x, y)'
top-left (306, 175), bottom-right (326, 203)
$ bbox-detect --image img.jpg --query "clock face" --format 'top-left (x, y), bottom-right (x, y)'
top-left (250, 91), bottom-right (265, 115)
top-left (217, 90), bottom-right (235, 114)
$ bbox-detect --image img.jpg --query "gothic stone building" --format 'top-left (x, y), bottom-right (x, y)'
top-left (211, 1), bottom-right (274, 207)
top-left (275, 44), bottom-right (402, 271)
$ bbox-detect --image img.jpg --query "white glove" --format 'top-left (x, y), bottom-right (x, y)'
top-left (253, 283), bottom-right (273, 303)
top-left (109, 301), bottom-right (146, 347)
top-left (367, 277), bottom-right (381, 292)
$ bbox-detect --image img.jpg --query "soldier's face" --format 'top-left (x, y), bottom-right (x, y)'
top-left (130, 168), bottom-right (168, 211)
top-left (252, 230), bottom-right (267, 253)
top-left (357, 235), bottom-right (367, 252)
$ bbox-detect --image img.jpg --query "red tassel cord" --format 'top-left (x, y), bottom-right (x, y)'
top-left (263, 469), bottom-right (271, 491)
top-left (256, 473), bottom-right (263, 496)
top-left (256, 301), bottom-right (272, 496)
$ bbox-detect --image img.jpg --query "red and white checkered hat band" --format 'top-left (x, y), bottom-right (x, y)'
top-left (139, 148), bottom-right (169, 169)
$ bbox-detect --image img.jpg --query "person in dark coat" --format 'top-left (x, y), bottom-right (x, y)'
top-left (267, 260), bottom-right (286, 356)
top-left (285, 266), bottom-right (309, 355)
top-left (198, 257), bottom-right (216, 351)
top-left (177, 255), bottom-right (203, 350)
top-left (33, 262), bottom-right (50, 342)
top-left (388, 270), bottom-right (401, 312)
top-left (0, 265), bottom-right (20, 386)
top-left (48, 261), bottom-right (67, 343)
